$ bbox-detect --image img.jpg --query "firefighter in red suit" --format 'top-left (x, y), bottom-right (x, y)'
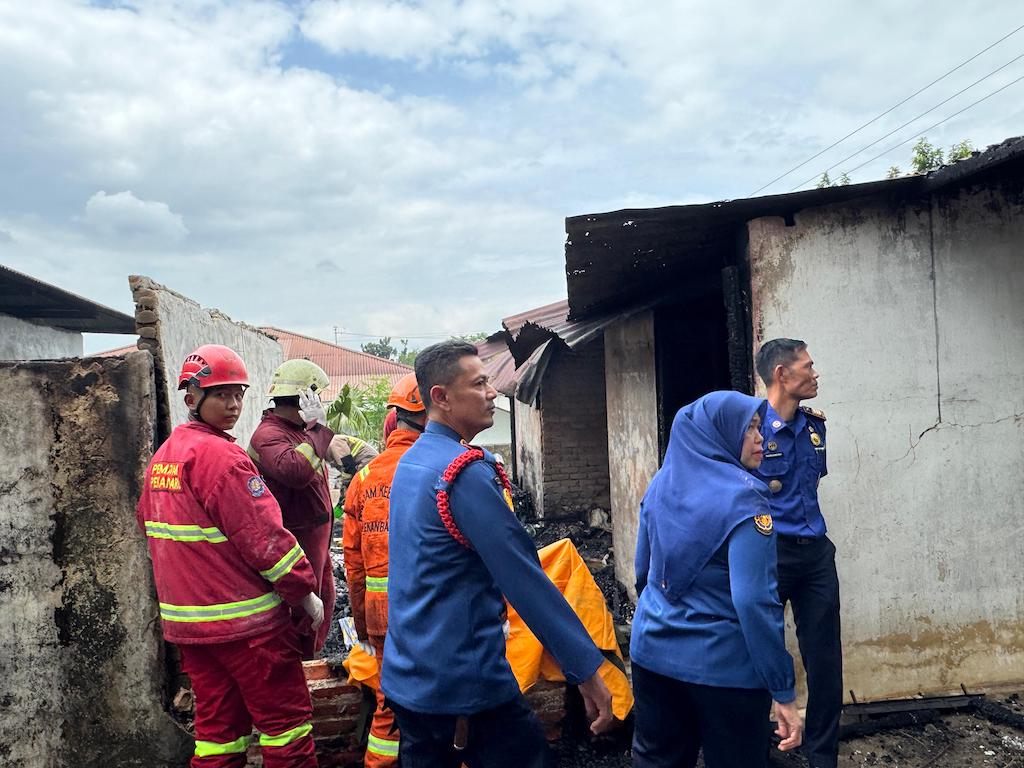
top-left (137, 344), bottom-right (324, 768)
top-left (247, 359), bottom-right (367, 657)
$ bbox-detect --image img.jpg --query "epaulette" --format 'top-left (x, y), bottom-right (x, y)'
top-left (800, 405), bottom-right (826, 421)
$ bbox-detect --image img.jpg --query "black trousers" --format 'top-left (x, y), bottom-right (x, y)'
top-left (389, 694), bottom-right (551, 768)
top-left (777, 534), bottom-right (843, 768)
top-left (631, 662), bottom-right (772, 768)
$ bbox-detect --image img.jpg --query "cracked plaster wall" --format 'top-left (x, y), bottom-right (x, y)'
top-left (0, 353), bottom-right (190, 767)
top-left (129, 276), bottom-right (284, 447)
top-left (604, 311), bottom-right (659, 603)
top-left (748, 179), bottom-right (1024, 700)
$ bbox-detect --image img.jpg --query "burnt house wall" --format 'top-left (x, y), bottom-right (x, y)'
top-left (0, 353), bottom-right (190, 768)
top-left (537, 341), bottom-right (610, 515)
top-left (748, 164), bottom-right (1024, 700)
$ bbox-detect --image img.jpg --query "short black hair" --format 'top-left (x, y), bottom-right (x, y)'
top-left (272, 395), bottom-right (300, 408)
top-left (755, 338), bottom-right (807, 386)
top-left (415, 340), bottom-right (479, 410)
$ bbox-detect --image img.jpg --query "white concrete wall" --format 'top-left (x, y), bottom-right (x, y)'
top-left (513, 397), bottom-right (545, 513)
top-left (748, 181), bottom-right (1024, 700)
top-left (475, 395), bottom-right (512, 453)
top-left (132, 277), bottom-right (284, 447)
top-left (0, 313), bottom-right (82, 359)
top-left (604, 311), bottom-right (659, 602)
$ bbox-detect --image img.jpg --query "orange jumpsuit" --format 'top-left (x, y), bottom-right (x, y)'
top-left (342, 428), bottom-right (419, 768)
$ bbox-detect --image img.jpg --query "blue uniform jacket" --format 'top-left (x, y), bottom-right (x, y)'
top-left (753, 403), bottom-right (828, 537)
top-left (381, 422), bottom-right (604, 715)
top-left (631, 512), bottom-right (796, 702)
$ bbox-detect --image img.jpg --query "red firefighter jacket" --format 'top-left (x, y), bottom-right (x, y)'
top-left (137, 421), bottom-right (317, 644)
top-left (342, 428), bottom-right (419, 639)
top-left (248, 411), bottom-right (334, 532)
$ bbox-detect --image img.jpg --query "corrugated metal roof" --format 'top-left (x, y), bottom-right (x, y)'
top-left (480, 298), bottom-right (655, 405)
top-left (476, 333), bottom-right (517, 397)
top-left (261, 327), bottom-right (412, 401)
top-left (565, 136), bottom-right (1024, 320)
top-left (0, 264), bottom-right (134, 333)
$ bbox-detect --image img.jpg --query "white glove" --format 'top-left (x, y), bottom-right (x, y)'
top-left (298, 388), bottom-right (327, 427)
top-left (502, 619), bottom-right (511, 640)
top-left (357, 640), bottom-right (376, 658)
top-left (301, 592), bottom-right (324, 631)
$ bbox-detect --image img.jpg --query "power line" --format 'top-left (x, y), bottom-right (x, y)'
top-left (749, 22), bottom-right (1024, 196)
top-left (834, 72), bottom-right (1024, 179)
top-left (789, 52), bottom-right (1024, 191)
top-left (337, 330), bottom-right (483, 340)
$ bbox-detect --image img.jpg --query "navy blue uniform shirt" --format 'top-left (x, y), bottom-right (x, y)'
top-left (631, 513), bottom-right (796, 702)
top-left (382, 422), bottom-right (603, 715)
top-left (753, 403), bottom-right (828, 537)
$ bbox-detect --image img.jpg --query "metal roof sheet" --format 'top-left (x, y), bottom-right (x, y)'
top-left (0, 264), bottom-right (134, 333)
top-left (565, 136), bottom-right (1024, 320)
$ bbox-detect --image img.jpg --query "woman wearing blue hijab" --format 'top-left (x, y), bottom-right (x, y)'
top-left (630, 391), bottom-right (802, 768)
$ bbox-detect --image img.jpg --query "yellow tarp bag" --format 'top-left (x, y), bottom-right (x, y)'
top-left (506, 538), bottom-right (633, 721)
top-left (343, 642), bottom-right (379, 689)
top-left (345, 537), bottom-right (633, 721)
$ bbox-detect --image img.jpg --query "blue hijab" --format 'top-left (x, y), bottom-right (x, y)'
top-left (641, 390), bottom-right (771, 602)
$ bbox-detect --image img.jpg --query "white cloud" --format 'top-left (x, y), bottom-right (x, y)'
top-left (84, 191), bottom-right (189, 241)
top-left (1, 0), bottom-right (1023, 353)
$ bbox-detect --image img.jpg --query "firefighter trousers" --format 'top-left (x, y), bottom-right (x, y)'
top-left (364, 633), bottom-right (399, 767)
top-left (293, 520), bottom-right (336, 658)
top-left (179, 626), bottom-right (318, 768)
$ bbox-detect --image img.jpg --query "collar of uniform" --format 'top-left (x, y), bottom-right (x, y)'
top-left (764, 402), bottom-right (806, 435)
top-left (262, 408), bottom-right (311, 433)
top-left (385, 427), bottom-right (420, 451)
top-left (425, 421), bottom-right (463, 443)
top-left (185, 419), bottom-right (236, 442)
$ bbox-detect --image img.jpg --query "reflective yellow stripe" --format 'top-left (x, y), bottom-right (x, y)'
top-left (195, 734), bottom-right (250, 757)
top-left (145, 521), bottom-right (227, 543)
top-left (358, 465), bottom-right (371, 481)
top-left (367, 733), bottom-right (400, 756)
top-left (260, 544), bottom-right (304, 583)
top-left (295, 443), bottom-right (323, 471)
top-left (365, 576), bottom-right (388, 593)
top-left (159, 592), bottom-right (282, 623)
top-left (259, 722), bottom-right (312, 747)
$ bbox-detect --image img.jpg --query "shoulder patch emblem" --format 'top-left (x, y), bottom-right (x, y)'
top-left (247, 475), bottom-right (267, 498)
top-left (754, 514), bottom-right (774, 536)
top-left (800, 405), bottom-right (826, 421)
top-left (810, 432), bottom-right (822, 447)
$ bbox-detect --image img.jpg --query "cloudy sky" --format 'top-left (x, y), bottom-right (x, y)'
top-left (2, 1), bottom-right (1022, 353)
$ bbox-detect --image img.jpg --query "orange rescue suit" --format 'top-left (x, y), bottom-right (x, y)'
top-left (343, 428), bottom-right (419, 640)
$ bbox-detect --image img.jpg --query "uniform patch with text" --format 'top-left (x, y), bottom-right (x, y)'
top-left (150, 462), bottom-right (183, 492)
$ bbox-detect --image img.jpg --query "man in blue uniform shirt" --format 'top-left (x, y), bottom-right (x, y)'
top-left (382, 340), bottom-right (613, 767)
top-left (753, 338), bottom-right (842, 768)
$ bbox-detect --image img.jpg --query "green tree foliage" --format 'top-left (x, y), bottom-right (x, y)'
top-left (816, 171), bottom-right (832, 189)
top-left (910, 137), bottom-right (945, 174)
top-left (886, 166), bottom-right (901, 179)
top-left (947, 139), bottom-right (974, 162)
top-left (838, 172), bottom-right (851, 186)
top-left (326, 376), bottom-right (394, 450)
top-left (362, 336), bottom-right (418, 365)
top-left (451, 331), bottom-right (489, 342)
